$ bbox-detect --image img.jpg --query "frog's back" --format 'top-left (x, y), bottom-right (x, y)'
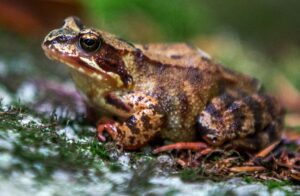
top-left (134, 43), bottom-right (224, 104)
top-left (135, 43), bottom-right (260, 94)
top-left (134, 43), bottom-right (222, 104)
top-left (135, 43), bottom-right (213, 70)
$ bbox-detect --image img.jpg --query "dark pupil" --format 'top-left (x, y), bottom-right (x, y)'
top-left (84, 39), bottom-right (95, 46)
top-left (80, 37), bottom-right (100, 52)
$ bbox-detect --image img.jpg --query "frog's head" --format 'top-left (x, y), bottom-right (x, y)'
top-left (42, 16), bottom-right (137, 90)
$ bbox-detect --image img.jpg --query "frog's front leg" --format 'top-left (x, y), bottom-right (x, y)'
top-left (97, 92), bottom-right (164, 150)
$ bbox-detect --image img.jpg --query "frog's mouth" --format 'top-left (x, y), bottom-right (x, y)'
top-left (42, 47), bottom-right (124, 88)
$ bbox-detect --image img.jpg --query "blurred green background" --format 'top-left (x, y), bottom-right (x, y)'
top-left (86, 0), bottom-right (300, 47)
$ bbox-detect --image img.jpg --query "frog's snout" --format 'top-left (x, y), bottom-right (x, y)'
top-left (41, 31), bottom-right (54, 55)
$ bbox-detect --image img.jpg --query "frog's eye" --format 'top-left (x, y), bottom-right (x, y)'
top-left (79, 33), bottom-right (101, 52)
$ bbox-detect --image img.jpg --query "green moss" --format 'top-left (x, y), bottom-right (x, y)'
top-left (263, 180), bottom-right (291, 190)
top-left (165, 189), bottom-right (179, 196)
top-left (126, 161), bottom-right (156, 194)
top-left (0, 103), bottom-right (111, 180)
top-left (243, 177), bottom-right (294, 195)
top-left (243, 176), bottom-right (256, 184)
top-left (179, 168), bottom-right (203, 182)
top-left (108, 162), bottom-right (123, 172)
top-left (263, 180), bottom-right (294, 195)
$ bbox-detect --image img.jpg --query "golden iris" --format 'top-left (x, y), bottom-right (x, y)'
top-left (79, 33), bottom-right (101, 52)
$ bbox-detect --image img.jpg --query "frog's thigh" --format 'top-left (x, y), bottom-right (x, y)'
top-left (116, 108), bottom-right (163, 150)
top-left (197, 93), bottom-right (283, 148)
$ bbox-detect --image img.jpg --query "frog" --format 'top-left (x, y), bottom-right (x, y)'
top-left (42, 16), bottom-right (284, 153)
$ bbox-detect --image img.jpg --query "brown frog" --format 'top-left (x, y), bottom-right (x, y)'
top-left (42, 17), bottom-right (284, 152)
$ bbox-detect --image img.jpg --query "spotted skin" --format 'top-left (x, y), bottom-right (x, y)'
top-left (42, 17), bottom-right (284, 151)
top-left (98, 91), bottom-right (164, 149)
top-left (198, 93), bottom-right (284, 149)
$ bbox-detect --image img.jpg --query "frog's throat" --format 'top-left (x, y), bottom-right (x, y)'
top-left (44, 49), bottom-right (124, 88)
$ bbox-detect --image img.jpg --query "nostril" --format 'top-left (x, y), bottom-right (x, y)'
top-left (42, 37), bottom-right (51, 48)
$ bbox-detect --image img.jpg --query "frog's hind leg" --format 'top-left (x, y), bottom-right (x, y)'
top-left (197, 93), bottom-right (284, 150)
top-left (229, 119), bottom-right (283, 150)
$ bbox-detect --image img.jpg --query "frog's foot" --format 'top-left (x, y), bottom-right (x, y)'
top-left (153, 142), bottom-right (208, 154)
top-left (97, 119), bottom-right (118, 142)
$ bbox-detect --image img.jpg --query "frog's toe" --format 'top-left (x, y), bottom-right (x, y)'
top-left (153, 142), bottom-right (208, 154)
top-left (97, 121), bottom-right (118, 142)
